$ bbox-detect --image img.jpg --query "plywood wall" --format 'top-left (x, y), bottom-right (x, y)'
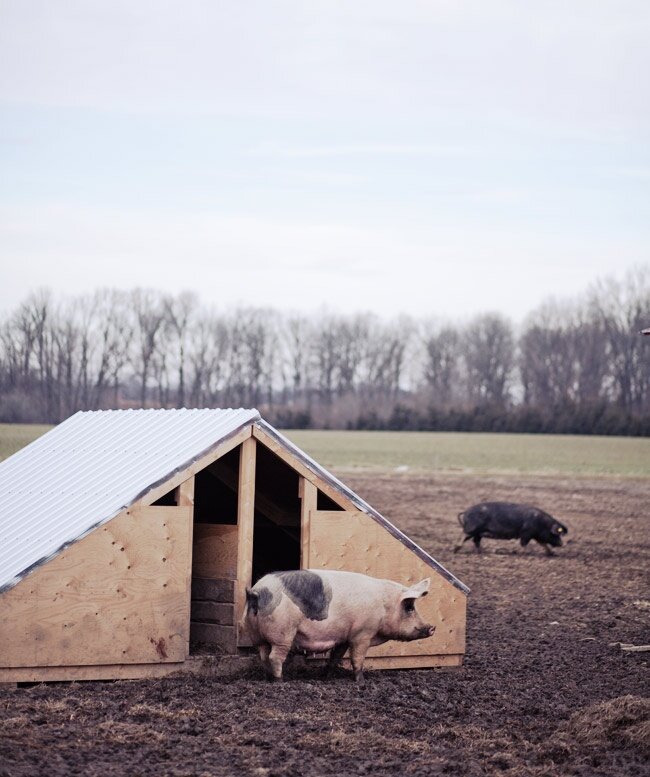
top-left (0, 504), bottom-right (192, 668)
top-left (307, 510), bottom-right (466, 659)
top-left (192, 524), bottom-right (238, 579)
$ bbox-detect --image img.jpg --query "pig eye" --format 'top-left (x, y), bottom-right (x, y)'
top-left (402, 599), bottom-right (415, 614)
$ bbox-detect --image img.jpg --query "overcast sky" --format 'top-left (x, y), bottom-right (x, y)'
top-left (1, 1), bottom-right (648, 322)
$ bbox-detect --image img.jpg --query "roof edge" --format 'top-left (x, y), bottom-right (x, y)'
top-left (0, 409), bottom-right (262, 595)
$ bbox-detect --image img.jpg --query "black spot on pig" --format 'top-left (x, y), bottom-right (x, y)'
top-left (277, 570), bottom-right (332, 621)
top-left (246, 586), bottom-right (276, 616)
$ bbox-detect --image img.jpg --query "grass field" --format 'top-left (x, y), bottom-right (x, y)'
top-left (1, 423), bottom-right (648, 477)
top-left (285, 430), bottom-right (650, 477)
top-left (0, 423), bottom-right (52, 462)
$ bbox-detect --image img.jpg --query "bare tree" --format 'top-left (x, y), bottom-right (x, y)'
top-left (280, 315), bottom-right (314, 406)
top-left (463, 313), bottom-right (514, 406)
top-left (163, 291), bottom-right (197, 407)
top-left (1, 272), bottom-right (647, 430)
top-left (422, 322), bottom-right (462, 407)
top-left (90, 289), bottom-right (134, 409)
top-left (590, 268), bottom-right (650, 411)
top-left (131, 289), bottom-right (165, 408)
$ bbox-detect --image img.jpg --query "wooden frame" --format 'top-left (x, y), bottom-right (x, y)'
top-left (253, 426), bottom-right (353, 511)
top-left (142, 425), bottom-right (252, 508)
top-left (299, 477), bottom-right (317, 568)
top-left (235, 436), bottom-right (257, 644)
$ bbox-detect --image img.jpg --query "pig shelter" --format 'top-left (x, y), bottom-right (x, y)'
top-left (0, 409), bottom-right (468, 683)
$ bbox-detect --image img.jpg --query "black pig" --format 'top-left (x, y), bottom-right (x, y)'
top-left (454, 502), bottom-right (568, 556)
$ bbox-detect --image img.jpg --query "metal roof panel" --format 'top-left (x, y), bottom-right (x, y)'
top-left (0, 408), bottom-right (259, 592)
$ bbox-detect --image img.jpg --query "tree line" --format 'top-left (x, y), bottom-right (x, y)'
top-left (0, 268), bottom-right (648, 435)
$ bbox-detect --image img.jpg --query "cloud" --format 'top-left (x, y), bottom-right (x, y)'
top-left (613, 167), bottom-right (650, 180)
top-left (1, 1), bottom-right (648, 135)
top-left (250, 143), bottom-right (473, 158)
top-left (0, 202), bottom-right (645, 322)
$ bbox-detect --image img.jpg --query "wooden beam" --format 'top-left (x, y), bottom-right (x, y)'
top-left (210, 457), bottom-right (296, 528)
top-left (235, 436), bottom-right (256, 645)
top-left (0, 651), bottom-right (462, 684)
top-left (141, 426), bottom-right (252, 507)
top-left (177, 476), bottom-right (195, 658)
top-left (190, 623), bottom-right (237, 653)
top-left (191, 577), bottom-right (235, 603)
top-left (0, 662), bottom-right (188, 684)
top-left (300, 478), bottom-right (317, 569)
top-left (252, 425), bottom-right (355, 512)
top-left (190, 601), bottom-right (234, 625)
top-left (176, 476), bottom-right (195, 508)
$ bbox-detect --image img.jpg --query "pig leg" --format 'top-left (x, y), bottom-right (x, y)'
top-left (323, 642), bottom-right (349, 677)
top-left (258, 644), bottom-right (271, 675)
top-left (267, 643), bottom-right (291, 681)
top-left (349, 638), bottom-right (372, 684)
top-left (453, 533), bottom-right (472, 553)
top-left (535, 539), bottom-right (555, 557)
top-left (472, 534), bottom-right (482, 553)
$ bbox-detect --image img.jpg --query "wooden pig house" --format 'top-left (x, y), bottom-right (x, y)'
top-left (0, 409), bottom-right (469, 683)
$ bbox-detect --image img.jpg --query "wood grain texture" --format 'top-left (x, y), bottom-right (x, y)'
top-left (178, 475), bottom-right (195, 658)
top-left (192, 524), bottom-right (238, 579)
top-left (252, 426), bottom-right (353, 511)
top-left (308, 510), bottom-right (466, 658)
top-left (0, 505), bottom-right (192, 668)
top-left (190, 601), bottom-right (234, 625)
top-left (235, 437), bottom-right (256, 645)
top-left (190, 622), bottom-right (237, 652)
top-left (0, 662), bottom-right (188, 683)
top-left (191, 578), bottom-right (235, 603)
top-left (300, 478), bottom-right (317, 568)
top-left (141, 426), bottom-right (252, 507)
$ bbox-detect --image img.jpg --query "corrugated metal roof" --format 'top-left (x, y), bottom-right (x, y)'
top-left (0, 408), bottom-right (468, 597)
top-left (0, 408), bottom-right (259, 593)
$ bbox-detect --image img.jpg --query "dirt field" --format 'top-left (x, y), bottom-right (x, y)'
top-left (1, 473), bottom-right (649, 777)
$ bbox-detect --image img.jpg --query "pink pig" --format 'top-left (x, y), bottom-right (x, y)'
top-left (243, 569), bottom-right (435, 682)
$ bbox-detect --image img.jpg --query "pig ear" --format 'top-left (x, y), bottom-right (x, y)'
top-left (401, 578), bottom-right (430, 600)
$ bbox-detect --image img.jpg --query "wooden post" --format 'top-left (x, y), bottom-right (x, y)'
top-left (299, 477), bottom-right (317, 569)
top-left (176, 476), bottom-right (195, 658)
top-left (176, 477), bottom-right (195, 508)
top-left (236, 437), bottom-right (256, 645)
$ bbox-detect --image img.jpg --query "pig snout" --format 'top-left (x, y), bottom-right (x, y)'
top-left (416, 624), bottom-right (435, 639)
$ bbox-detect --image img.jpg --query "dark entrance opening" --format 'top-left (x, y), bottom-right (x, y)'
top-left (252, 443), bottom-right (301, 582)
top-left (188, 445), bottom-right (241, 656)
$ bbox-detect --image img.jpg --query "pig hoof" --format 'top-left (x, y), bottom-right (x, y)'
top-left (354, 672), bottom-right (365, 685)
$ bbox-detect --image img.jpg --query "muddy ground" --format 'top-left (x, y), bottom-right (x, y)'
top-left (2, 473), bottom-right (649, 776)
